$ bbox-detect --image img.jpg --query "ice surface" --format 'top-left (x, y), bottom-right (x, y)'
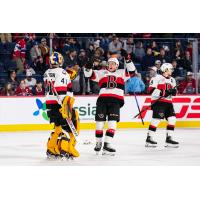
top-left (0, 128), bottom-right (200, 165)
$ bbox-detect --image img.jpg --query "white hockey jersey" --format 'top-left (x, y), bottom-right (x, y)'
top-left (84, 68), bottom-right (130, 107)
top-left (43, 67), bottom-right (72, 105)
top-left (148, 74), bottom-right (176, 103)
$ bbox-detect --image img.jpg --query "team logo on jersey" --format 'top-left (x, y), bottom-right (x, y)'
top-left (158, 112), bottom-right (164, 118)
top-left (98, 114), bottom-right (104, 118)
top-left (33, 98), bottom-right (49, 121)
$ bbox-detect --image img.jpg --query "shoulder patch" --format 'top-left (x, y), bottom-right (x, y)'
top-left (62, 70), bottom-right (66, 75)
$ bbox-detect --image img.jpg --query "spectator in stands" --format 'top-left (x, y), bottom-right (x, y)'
top-left (173, 49), bottom-right (183, 67)
top-left (108, 36), bottom-right (122, 55)
top-left (24, 70), bottom-right (36, 90)
top-left (0, 83), bottom-right (15, 96)
top-left (12, 35), bottom-right (28, 74)
top-left (32, 81), bottom-right (45, 96)
top-left (134, 41), bottom-right (145, 62)
top-left (99, 36), bottom-right (110, 52)
top-left (143, 66), bottom-right (157, 93)
top-left (7, 70), bottom-right (19, 91)
top-left (86, 43), bottom-right (95, 60)
top-left (30, 41), bottom-right (42, 62)
top-left (178, 72), bottom-right (196, 94)
top-left (125, 72), bottom-right (145, 94)
top-left (156, 47), bottom-right (171, 64)
top-left (77, 49), bottom-right (88, 94)
top-left (155, 60), bottom-right (162, 74)
top-left (0, 33), bottom-right (12, 43)
top-left (151, 41), bottom-right (159, 56)
top-left (182, 50), bottom-right (192, 72)
top-left (186, 42), bottom-right (193, 57)
top-left (174, 40), bottom-right (184, 55)
top-left (63, 49), bottom-right (78, 68)
top-left (122, 36), bottom-right (135, 55)
top-left (148, 66), bottom-right (157, 78)
top-left (15, 79), bottom-right (32, 96)
top-left (94, 45), bottom-right (105, 61)
top-left (141, 48), bottom-right (155, 71)
top-left (39, 38), bottom-right (50, 65)
top-left (172, 59), bottom-right (181, 78)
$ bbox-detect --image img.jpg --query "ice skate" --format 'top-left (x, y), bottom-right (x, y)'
top-left (165, 136), bottom-right (179, 148)
top-left (94, 142), bottom-right (102, 155)
top-left (60, 150), bottom-right (70, 160)
top-left (145, 136), bottom-right (157, 147)
top-left (102, 142), bottom-right (116, 156)
top-left (46, 150), bottom-right (60, 160)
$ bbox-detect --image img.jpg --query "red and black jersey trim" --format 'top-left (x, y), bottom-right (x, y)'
top-left (67, 83), bottom-right (72, 92)
top-left (46, 100), bottom-right (58, 105)
top-left (54, 86), bottom-right (68, 95)
top-left (148, 86), bottom-right (156, 94)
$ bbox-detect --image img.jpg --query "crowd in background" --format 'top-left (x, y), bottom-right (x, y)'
top-left (0, 33), bottom-right (200, 96)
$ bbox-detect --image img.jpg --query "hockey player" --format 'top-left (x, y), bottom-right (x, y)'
top-left (44, 52), bottom-right (80, 159)
top-left (84, 57), bottom-right (136, 155)
top-left (146, 63), bottom-right (179, 147)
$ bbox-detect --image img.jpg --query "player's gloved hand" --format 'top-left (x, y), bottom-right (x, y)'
top-left (164, 88), bottom-right (177, 97)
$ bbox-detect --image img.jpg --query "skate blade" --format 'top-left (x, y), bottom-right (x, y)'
top-left (165, 144), bottom-right (179, 148)
top-left (102, 150), bottom-right (115, 156)
top-left (145, 143), bottom-right (157, 148)
top-left (46, 155), bottom-right (60, 160)
top-left (60, 157), bottom-right (69, 161)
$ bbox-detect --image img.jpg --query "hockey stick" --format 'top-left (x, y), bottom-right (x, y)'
top-left (134, 92), bottom-right (145, 125)
top-left (123, 56), bottom-right (145, 125)
top-left (133, 84), bottom-right (179, 119)
top-left (133, 95), bottom-right (163, 118)
top-left (45, 72), bottom-right (79, 141)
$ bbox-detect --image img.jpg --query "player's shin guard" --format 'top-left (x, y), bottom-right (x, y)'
top-left (103, 129), bottom-right (116, 155)
top-left (146, 118), bottom-right (160, 147)
top-left (165, 116), bottom-right (179, 147)
top-left (68, 109), bottom-right (80, 157)
top-left (94, 121), bottom-right (105, 153)
top-left (103, 121), bottom-right (116, 155)
top-left (47, 125), bottom-right (62, 158)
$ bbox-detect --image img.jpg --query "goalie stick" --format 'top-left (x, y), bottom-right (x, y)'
top-left (45, 72), bottom-right (79, 141)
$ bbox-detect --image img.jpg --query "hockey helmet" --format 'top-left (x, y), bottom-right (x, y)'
top-left (160, 63), bottom-right (174, 73)
top-left (49, 52), bottom-right (64, 67)
top-left (107, 57), bottom-right (119, 68)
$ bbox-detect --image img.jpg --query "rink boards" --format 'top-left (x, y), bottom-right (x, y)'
top-left (0, 95), bottom-right (200, 131)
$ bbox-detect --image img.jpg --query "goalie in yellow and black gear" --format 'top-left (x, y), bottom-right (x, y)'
top-left (46, 96), bottom-right (80, 159)
top-left (44, 52), bottom-right (80, 160)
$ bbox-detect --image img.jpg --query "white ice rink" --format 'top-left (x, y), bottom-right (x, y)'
top-left (0, 128), bottom-right (200, 165)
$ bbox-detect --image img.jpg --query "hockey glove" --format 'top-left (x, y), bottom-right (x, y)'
top-left (164, 88), bottom-right (177, 97)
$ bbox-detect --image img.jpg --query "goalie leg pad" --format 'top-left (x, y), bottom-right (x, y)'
top-left (47, 125), bottom-right (62, 156)
top-left (68, 109), bottom-right (80, 157)
top-left (58, 133), bottom-right (70, 157)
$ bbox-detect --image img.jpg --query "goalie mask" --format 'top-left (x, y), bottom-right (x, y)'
top-left (50, 52), bottom-right (64, 67)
